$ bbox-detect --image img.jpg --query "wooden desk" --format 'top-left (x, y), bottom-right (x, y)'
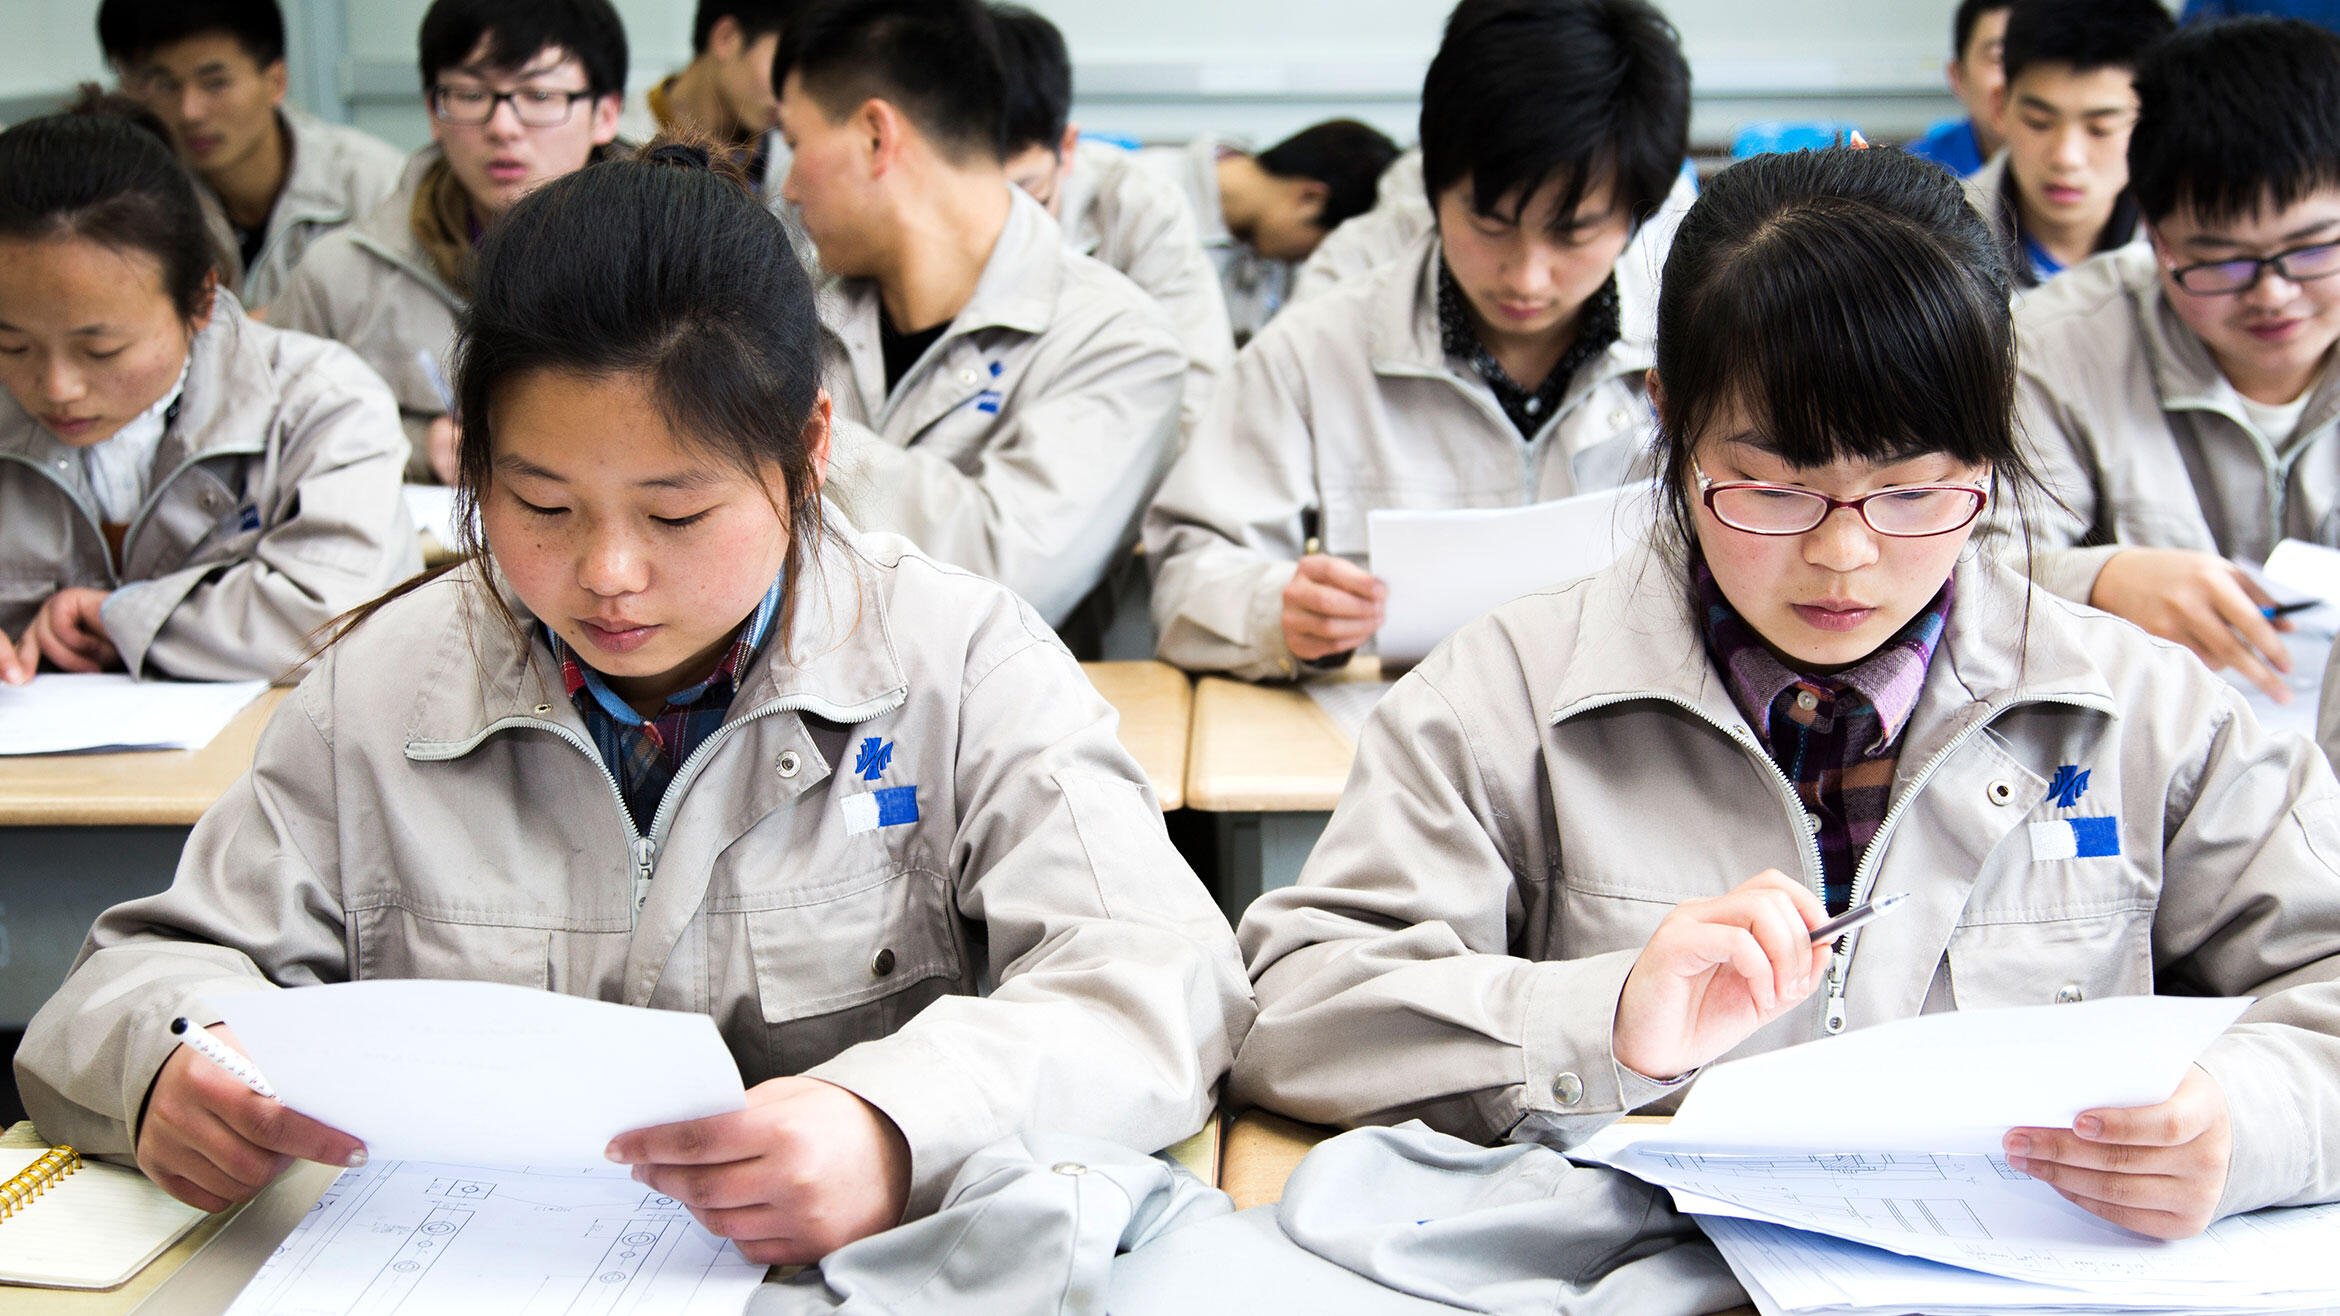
top-left (1183, 659), bottom-right (1379, 918)
top-left (0, 691), bottom-right (287, 1029)
top-left (1080, 661), bottom-right (1191, 811)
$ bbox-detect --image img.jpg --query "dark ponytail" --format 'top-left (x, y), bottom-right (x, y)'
top-left (0, 90), bottom-right (218, 321)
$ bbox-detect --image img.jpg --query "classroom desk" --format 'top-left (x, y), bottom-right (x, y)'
top-left (2, 1117), bottom-right (1221, 1313)
top-left (1182, 658), bottom-right (1377, 919)
top-left (1079, 660), bottom-right (1191, 811)
top-left (0, 690), bottom-right (288, 1030)
top-left (1216, 1109), bottom-right (1757, 1316)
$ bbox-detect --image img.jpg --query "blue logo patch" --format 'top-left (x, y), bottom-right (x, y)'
top-left (874, 784), bottom-right (918, 826)
top-left (855, 736), bottom-right (894, 781)
top-left (2045, 764), bottom-right (2091, 809)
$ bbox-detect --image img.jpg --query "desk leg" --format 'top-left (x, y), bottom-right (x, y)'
top-left (1, 826), bottom-right (188, 1029)
top-left (1211, 811), bottom-right (1329, 923)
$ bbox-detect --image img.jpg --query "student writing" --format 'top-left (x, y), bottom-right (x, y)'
top-left (1230, 145), bottom-right (2340, 1242)
top-left (12, 145), bottom-right (1250, 1263)
top-left (0, 103), bottom-right (416, 686)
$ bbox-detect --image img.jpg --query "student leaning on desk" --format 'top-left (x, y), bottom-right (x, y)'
top-left (1231, 146), bottom-right (2340, 1246)
top-left (14, 143), bottom-right (1251, 1267)
top-left (0, 101), bottom-right (418, 687)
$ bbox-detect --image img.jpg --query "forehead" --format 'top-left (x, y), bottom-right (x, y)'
top-left (2009, 62), bottom-right (2137, 110)
top-left (443, 39), bottom-right (582, 84)
top-left (0, 235), bottom-right (174, 321)
top-left (131, 31), bottom-right (271, 76)
top-left (1962, 8), bottom-right (2009, 58)
top-left (1442, 171), bottom-right (1620, 227)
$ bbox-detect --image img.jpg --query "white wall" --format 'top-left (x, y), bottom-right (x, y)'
top-left (0, 0), bottom-right (114, 121)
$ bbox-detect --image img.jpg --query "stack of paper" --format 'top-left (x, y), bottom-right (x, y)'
top-left (1572, 997), bottom-right (2340, 1313)
top-left (2228, 542), bottom-right (2340, 740)
top-left (0, 673), bottom-right (266, 755)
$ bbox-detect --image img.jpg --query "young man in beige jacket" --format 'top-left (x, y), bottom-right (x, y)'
top-left (98, 0), bottom-right (405, 314)
top-left (776, 0), bottom-right (1185, 643)
top-left (271, 0), bottom-right (628, 483)
top-left (1145, 0), bottom-right (1689, 681)
top-left (2008, 17), bottom-right (2340, 702)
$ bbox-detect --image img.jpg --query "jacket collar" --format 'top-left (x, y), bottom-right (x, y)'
top-left (1180, 136), bottom-right (1233, 248)
top-left (818, 185), bottom-right (1065, 412)
top-left (0, 293), bottom-right (279, 474)
top-left (343, 147), bottom-right (467, 312)
top-left (1546, 547), bottom-right (2118, 743)
top-left (269, 109), bottom-right (370, 229)
top-left (1365, 229), bottom-right (1654, 395)
top-left (404, 503), bottom-right (911, 757)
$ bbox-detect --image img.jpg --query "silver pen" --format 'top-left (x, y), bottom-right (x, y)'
top-left (1808, 890), bottom-right (1910, 945)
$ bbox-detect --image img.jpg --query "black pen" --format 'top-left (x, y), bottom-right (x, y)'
top-left (1808, 891), bottom-right (1909, 944)
top-left (1301, 506), bottom-right (1323, 557)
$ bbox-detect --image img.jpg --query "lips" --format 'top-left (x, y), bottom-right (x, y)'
top-left (2041, 183), bottom-right (2085, 207)
top-left (2244, 318), bottom-right (2304, 344)
top-left (1493, 300), bottom-right (1554, 323)
top-left (485, 158), bottom-right (529, 184)
top-left (1791, 602), bottom-right (1876, 633)
top-left (578, 618), bottom-right (660, 655)
top-left (41, 414), bottom-right (100, 439)
top-left (184, 133), bottom-right (223, 157)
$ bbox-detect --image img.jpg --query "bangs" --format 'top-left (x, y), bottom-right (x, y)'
top-left (1662, 196), bottom-right (2013, 472)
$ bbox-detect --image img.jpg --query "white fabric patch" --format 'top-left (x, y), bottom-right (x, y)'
top-left (2028, 819), bottom-right (2079, 862)
top-left (840, 792), bottom-right (880, 836)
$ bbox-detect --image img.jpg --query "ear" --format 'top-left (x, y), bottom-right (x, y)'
top-left (804, 389), bottom-right (834, 491)
top-left (1292, 178), bottom-right (1331, 224)
top-left (859, 99), bottom-right (902, 175)
top-left (189, 269), bottom-right (219, 334)
top-left (589, 92), bottom-right (622, 147)
top-left (264, 58), bottom-right (289, 108)
top-left (1645, 369), bottom-right (1666, 427)
top-left (1986, 82), bottom-right (2009, 133)
top-left (709, 15), bottom-right (744, 61)
top-left (1057, 123), bottom-right (1080, 160)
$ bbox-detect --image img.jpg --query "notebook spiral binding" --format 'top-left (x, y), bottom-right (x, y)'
top-left (0, 1146), bottom-right (80, 1221)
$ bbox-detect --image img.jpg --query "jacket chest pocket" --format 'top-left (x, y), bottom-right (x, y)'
top-left (1945, 905), bottom-right (2155, 1009)
top-left (346, 898), bottom-right (553, 990)
top-left (135, 463), bottom-right (258, 574)
top-left (744, 865), bottom-right (963, 1077)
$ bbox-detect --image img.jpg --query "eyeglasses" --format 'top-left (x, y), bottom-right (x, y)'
top-left (430, 84), bottom-right (596, 127)
top-left (1695, 462), bottom-right (1989, 538)
top-left (2165, 240), bottom-right (2340, 296)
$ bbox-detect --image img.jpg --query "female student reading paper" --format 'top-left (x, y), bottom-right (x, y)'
top-left (0, 103), bottom-right (417, 684)
top-left (1230, 146), bottom-right (2340, 1241)
top-left (16, 145), bottom-right (1250, 1263)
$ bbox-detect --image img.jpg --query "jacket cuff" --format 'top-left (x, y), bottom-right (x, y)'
top-left (101, 571), bottom-right (207, 679)
top-left (118, 979), bottom-right (268, 1155)
top-left (2198, 1029), bottom-right (2313, 1218)
top-left (1247, 560), bottom-right (1302, 680)
top-left (805, 1033), bottom-right (1004, 1220)
top-left (2029, 544), bottom-right (2124, 607)
top-left (1509, 948), bottom-right (1651, 1142)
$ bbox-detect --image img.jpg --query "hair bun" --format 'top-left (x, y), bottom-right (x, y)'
top-left (644, 141), bottom-right (716, 171)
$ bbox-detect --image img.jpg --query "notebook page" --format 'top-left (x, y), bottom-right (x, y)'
top-left (0, 1150), bottom-right (210, 1289)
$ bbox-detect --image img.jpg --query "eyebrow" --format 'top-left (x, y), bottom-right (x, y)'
top-left (2014, 94), bottom-right (2133, 121)
top-left (448, 51), bottom-right (574, 85)
top-left (0, 319), bottom-right (123, 337)
top-left (493, 454), bottom-right (724, 491)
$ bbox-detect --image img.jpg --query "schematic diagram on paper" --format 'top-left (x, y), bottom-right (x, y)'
top-left (224, 1159), bottom-right (765, 1316)
top-left (1643, 1150), bottom-right (1965, 1182)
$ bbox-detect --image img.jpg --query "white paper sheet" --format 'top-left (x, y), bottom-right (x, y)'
top-left (1368, 483), bottom-right (1656, 664)
top-left (1302, 679), bottom-right (1397, 744)
top-left (213, 980), bottom-right (747, 1167)
top-left (403, 484), bottom-right (461, 554)
top-left (224, 1158), bottom-right (764, 1316)
top-left (0, 673), bottom-right (266, 755)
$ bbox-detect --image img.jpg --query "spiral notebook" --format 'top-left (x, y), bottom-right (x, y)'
top-left (0, 1147), bottom-right (211, 1289)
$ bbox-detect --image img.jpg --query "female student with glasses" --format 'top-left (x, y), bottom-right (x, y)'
top-left (1229, 145), bottom-right (2340, 1245)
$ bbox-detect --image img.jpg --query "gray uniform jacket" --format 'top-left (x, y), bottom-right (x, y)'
top-left (1142, 229), bottom-right (1656, 680)
top-left (0, 296), bottom-right (418, 680)
top-left (199, 109), bottom-right (405, 313)
top-left (818, 187), bottom-right (1186, 629)
top-left (271, 149), bottom-right (465, 482)
top-left (1056, 137), bottom-right (1235, 443)
top-left (1232, 550), bottom-right (2340, 1221)
top-left (14, 517), bottom-right (1252, 1218)
top-left (1999, 243), bottom-right (2340, 604)
top-left (1136, 135), bottom-right (1293, 345)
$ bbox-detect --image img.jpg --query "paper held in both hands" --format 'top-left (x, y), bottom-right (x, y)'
top-left (1572, 995), bottom-right (2340, 1314)
top-left (196, 981), bottom-right (764, 1316)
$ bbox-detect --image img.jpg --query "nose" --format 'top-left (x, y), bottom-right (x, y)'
top-left (576, 525), bottom-right (648, 598)
top-left (482, 96), bottom-right (526, 140)
top-left (1803, 504), bottom-right (1881, 574)
top-left (2242, 265), bottom-right (2301, 310)
top-left (2050, 124), bottom-right (2088, 171)
top-left (39, 355), bottom-right (86, 407)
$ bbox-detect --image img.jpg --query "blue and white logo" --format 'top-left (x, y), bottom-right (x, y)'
top-left (2044, 764), bottom-right (2090, 809)
top-left (855, 736), bottom-right (893, 782)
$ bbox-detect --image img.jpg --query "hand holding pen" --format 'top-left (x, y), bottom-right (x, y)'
top-left (135, 1019), bottom-right (365, 1213)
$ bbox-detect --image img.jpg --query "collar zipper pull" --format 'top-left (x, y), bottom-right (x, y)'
top-left (1822, 943), bottom-right (1852, 1035)
top-left (631, 836), bottom-right (656, 911)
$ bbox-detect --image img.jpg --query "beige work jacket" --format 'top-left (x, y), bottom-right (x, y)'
top-left (1232, 550), bottom-right (2340, 1220)
top-left (271, 149), bottom-right (465, 482)
top-left (1143, 229), bottom-right (1656, 680)
top-left (1136, 135), bottom-right (1292, 345)
top-left (817, 187), bottom-right (1186, 630)
top-left (2000, 244), bottom-right (2340, 603)
top-left (14, 517), bottom-right (1251, 1218)
top-left (198, 109), bottom-right (406, 313)
top-left (0, 296), bottom-right (418, 681)
top-left (1057, 137), bottom-right (1234, 441)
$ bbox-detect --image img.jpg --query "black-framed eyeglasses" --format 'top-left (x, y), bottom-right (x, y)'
top-left (1694, 461), bottom-right (1989, 538)
top-left (2166, 240), bottom-right (2340, 296)
top-left (430, 84), bottom-right (596, 127)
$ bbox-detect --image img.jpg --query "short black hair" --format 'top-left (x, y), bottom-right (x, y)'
top-left (992, 4), bottom-right (1069, 157)
top-left (2000, 0), bottom-right (2173, 87)
top-left (2130, 17), bottom-right (2340, 226)
top-left (97, 0), bottom-right (285, 70)
top-left (1420, 0), bottom-right (1689, 234)
top-left (419, 0), bottom-right (628, 97)
top-left (1952, 0), bottom-right (2013, 60)
top-left (775, 0), bottom-right (1005, 165)
top-left (692, 0), bottom-right (801, 56)
top-left (1255, 120), bottom-right (1401, 232)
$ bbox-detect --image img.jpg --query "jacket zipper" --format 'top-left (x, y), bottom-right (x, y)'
top-left (2, 437), bottom-right (263, 588)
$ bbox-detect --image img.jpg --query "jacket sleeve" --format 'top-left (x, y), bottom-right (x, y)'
top-left (1227, 664), bottom-right (1683, 1147)
top-left (824, 314), bottom-right (1183, 630)
top-left (1108, 185), bottom-right (1234, 444)
top-left (801, 624), bottom-right (1253, 1215)
top-left (1141, 333), bottom-right (1315, 680)
top-left (13, 677), bottom-right (352, 1154)
top-left (2152, 686), bottom-right (2340, 1217)
top-left (102, 345), bottom-right (421, 682)
top-left (1993, 365), bottom-right (2125, 604)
